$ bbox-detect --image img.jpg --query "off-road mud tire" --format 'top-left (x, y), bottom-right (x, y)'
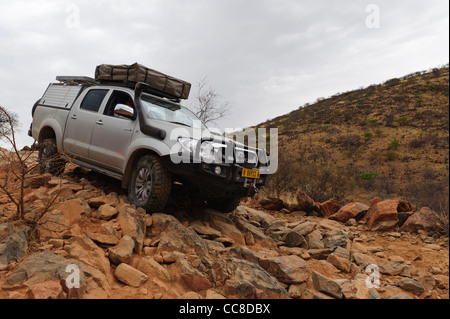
top-left (128, 154), bottom-right (172, 213)
top-left (38, 138), bottom-right (66, 175)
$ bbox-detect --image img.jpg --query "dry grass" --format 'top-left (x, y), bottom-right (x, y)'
top-left (258, 66), bottom-right (449, 218)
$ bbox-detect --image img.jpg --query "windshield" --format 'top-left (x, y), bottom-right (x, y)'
top-left (140, 95), bottom-right (207, 130)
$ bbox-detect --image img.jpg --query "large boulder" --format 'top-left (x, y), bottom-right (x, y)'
top-left (259, 197), bottom-right (285, 211)
top-left (6, 250), bottom-right (110, 297)
top-left (170, 256), bottom-right (212, 292)
top-left (295, 190), bottom-right (316, 214)
top-left (204, 209), bottom-right (245, 246)
top-left (116, 204), bottom-right (146, 254)
top-left (400, 207), bottom-right (448, 236)
top-left (93, 204), bottom-right (118, 221)
top-left (329, 202), bottom-right (369, 224)
top-left (223, 258), bottom-right (290, 299)
top-left (341, 275), bottom-right (379, 299)
top-left (397, 278), bottom-right (425, 295)
top-left (244, 207), bottom-right (276, 228)
top-left (318, 198), bottom-right (341, 218)
top-left (311, 271), bottom-right (343, 299)
top-left (364, 199), bottom-right (416, 231)
top-left (107, 235), bottom-right (135, 265)
top-left (38, 198), bottom-right (91, 239)
top-left (258, 255), bottom-right (308, 284)
top-left (233, 217), bottom-right (277, 248)
top-left (114, 263), bottom-right (148, 288)
top-left (151, 213), bottom-right (210, 256)
top-left (137, 256), bottom-right (171, 281)
top-left (64, 235), bottom-right (111, 277)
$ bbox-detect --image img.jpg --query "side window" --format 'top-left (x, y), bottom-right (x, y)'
top-left (80, 89), bottom-right (109, 112)
top-left (104, 91), bottom-right (135, 117)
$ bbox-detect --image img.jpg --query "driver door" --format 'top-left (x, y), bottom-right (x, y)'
top-left (88, 90), bottom-right (137, 173)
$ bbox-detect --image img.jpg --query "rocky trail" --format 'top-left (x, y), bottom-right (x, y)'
top-left (0, 153), bottom-right (448, 300)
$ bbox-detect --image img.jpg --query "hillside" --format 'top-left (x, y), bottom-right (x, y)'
top-left (255, 65), bottom-right (449, 217)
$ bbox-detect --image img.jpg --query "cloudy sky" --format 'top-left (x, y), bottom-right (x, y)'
top-left (0, 0), bottom-right (448, 149)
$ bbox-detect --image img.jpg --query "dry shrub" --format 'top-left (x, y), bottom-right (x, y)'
top-left (262, 157), bottom-right (357, 203)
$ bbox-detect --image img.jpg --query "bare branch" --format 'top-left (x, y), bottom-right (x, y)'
top-left (189, 77), bottom-right (232, 125)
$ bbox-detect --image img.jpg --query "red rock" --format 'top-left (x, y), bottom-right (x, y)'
top-left (259, 197), bottom-right (285, 211)
top-left (364, 199), bottom-right (416, 231)
top-left (259, 255), bottom-right (308, 284)
top-left (400, 207), bottom-right (448, 236)
top-left (318, 198), bottom-right (341, 217)
top-left (27, 174), bottom-right (52, 188)
top-left (173, 257), bottom-right (212, 291)
top-left (38, 198), bottom-right (91, 239)
top-left (296, 190), bottom-right (316, 213)
top-left (329, 202), bottom-right (369, 223)
top-left (26, 280), bottom-right (65, 299)
top-left (370, 197), bottom-right (382, 208)
top-left (116, 204), bottom-right (146, 254)
top-left (115, 263), bottom-right (148, 288)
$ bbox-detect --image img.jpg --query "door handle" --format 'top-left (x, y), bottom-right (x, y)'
top-left (124, 128), bottom-right (132, 132)
top-left (70, 115), bottom-right (77, 120)
top-left (96, 120), bottom-right (104, 125)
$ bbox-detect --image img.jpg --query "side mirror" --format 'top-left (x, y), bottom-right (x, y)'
top-left (114, 104), bottom-right (135, 119)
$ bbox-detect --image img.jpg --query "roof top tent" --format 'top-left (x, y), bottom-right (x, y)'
top-left (94, 63), bottom-right (192, 103)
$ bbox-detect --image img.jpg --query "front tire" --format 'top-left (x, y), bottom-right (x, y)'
top-left (38, 138), bottom-right (65, 175)
top-left (128, 154), bottom-right (172, 213)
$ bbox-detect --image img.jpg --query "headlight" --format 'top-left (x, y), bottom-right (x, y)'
top-left (178, 137), bottom-right (199, 154)
top-left (200, 142), bottom-right (216, 162)
top-left (177, 137), bottom-right (217, 162)
top-left (236, 150), bottom-right (246, 163)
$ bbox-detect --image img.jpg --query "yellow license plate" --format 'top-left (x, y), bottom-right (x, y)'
top-left (241, 168), bottom-right (260, 179)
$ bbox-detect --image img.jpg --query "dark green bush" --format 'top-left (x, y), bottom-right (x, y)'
top-left (357, 172), bottom-right (380, 181)
top-left (389, 140), bottom-right (401, 150)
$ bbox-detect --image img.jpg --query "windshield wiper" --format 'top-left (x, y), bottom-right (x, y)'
top-left (169, 121), bottom-right (191, 127)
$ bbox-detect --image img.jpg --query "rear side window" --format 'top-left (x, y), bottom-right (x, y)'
top-left (80, 89), bottom-right (109, 112)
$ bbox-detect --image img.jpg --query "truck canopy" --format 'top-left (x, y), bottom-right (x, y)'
top-left (40, 82), bottom-right (85, 109)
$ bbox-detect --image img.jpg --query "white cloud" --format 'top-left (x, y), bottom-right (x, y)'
top-left (0, 0), bottom-right (448, 149)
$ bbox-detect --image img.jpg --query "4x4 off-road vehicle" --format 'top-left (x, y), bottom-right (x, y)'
top-left (30, 63), bottom-right (270, 213)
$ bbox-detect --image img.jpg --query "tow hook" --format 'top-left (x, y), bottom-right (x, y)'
top-left (248, 183), bottom-right (259, 195)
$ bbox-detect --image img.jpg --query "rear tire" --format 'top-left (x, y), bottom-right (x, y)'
top-left (38, 138), bottom-right (65, 175)
top-left (128, 154), bottom-right (172, 213)
top-left (208, 197), bottom-right (242, 213)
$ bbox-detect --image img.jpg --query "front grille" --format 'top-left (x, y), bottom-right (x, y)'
top-left (235, 147), bottom-right (258, 168)
top-left (215, 141), bottom-right (263, 168)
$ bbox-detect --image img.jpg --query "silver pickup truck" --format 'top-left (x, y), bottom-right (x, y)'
top-left (30, 77), bottom-right (269, 213)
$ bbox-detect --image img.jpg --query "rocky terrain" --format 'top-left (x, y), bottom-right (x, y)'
top-left (0, 152), bottom-right (448, 300)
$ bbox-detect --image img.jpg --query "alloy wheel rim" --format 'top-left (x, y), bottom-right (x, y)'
top-left (135, 167), bottom-right (153, 202)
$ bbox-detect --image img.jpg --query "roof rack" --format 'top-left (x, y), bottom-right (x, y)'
top-left (56, 76), bottom-right (181, 103)
top-left (56, 76), bottom-right (99, 86)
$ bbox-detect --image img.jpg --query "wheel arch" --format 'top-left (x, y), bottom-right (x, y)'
top-left (122, 148), bottom-right (161, 189)
top-left (38, 126), bottom-right (56, 143)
